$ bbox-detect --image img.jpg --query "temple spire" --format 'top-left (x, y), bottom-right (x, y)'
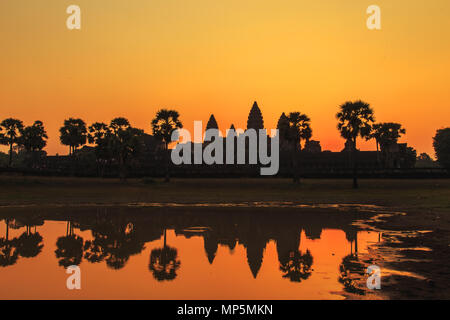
top-left (206, 114), bottom-right (219, 130)
top-left (227, 124), bottom-right (236, 137)
top-left (246, 101), bottom-right (264, 130)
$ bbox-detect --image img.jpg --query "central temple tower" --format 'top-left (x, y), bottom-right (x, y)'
top-left (246, 101), bottom-right (264, 131)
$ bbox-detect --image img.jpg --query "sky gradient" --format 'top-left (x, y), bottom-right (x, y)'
top-left (1, 0), bottom-right (449, 155)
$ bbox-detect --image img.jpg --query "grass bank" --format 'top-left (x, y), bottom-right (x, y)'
top-left (0, 176), bottom-right (448, 210)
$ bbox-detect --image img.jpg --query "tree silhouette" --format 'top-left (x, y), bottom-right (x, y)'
top-left (371, 122), bottom-right (406, 167)
top-left (151, 109), bottom-right (183, 182)
top-left (88, 122), bottom-right (112, 176)
top-left (286, 112), bottom-right (312, 184)
top-left (0, 118), bottom-right (24, 167)
top-left (338, 231), bottom-right (366, 294)
top-left (19, 121), bottom-right (48, 168)
top-left (404, 146), bottom-right (417, 168)
top-left (10, 215), bottom-right (44, 259)
top-left (279, 249), bottom-right (313, 282)
top-left (417, 152), bottom-right (436, 168)
top-left (433, 128), bottom-right (450, 171)
top-left (0, 219), bottom-right (19, 267)
top-left (59, 118), bottom-right (87, 156)
top-left (16, 229), bottom-right (44, 258)
top-left (108, 118), bottom-right (144, 180)
top-left (83, 220), bottom-right (145, 270)
top-left (149, 229), bottom-right (181, 281)
top-left (338, 254), bottom-right (366, 295)
top-left (336, 100), bottom-right (375, 188)
top-left (371, 123), bottom-right (406, 150)
top-left (20, 121), bottom-right (48, 152)
top-left (55, 221), bottom-right (84, 268)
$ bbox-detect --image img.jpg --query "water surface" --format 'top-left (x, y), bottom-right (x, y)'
top-left (0, 206), bottom-right (380, 299)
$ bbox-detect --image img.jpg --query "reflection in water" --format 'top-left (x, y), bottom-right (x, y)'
top-left (149, 229), bottom-right (181, 281)
top-left (0, 206), bottom-right (380, 299)
top-left (82, 219), bottom-right (144, 270)
top-left (280, 250), bottom-right (313, 282)
top-left (1, 216), bottom-right (44, 267)
top-left (338, 232), bottom-right (367, 295)
top-left (55, 222), bottom-right (84, 268)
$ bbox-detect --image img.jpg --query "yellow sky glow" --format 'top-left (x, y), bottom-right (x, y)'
top-left (1, 0), bottom-right (449, 155)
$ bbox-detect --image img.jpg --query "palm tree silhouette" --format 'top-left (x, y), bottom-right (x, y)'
top-left (59, 118), bottom-right (87, 175)
top-left (55, 221), bottom-right (84, 268)
top-left (109, 117), bottom-right (144, 180)
top-left (336, 100), bottom-right (375, 188)
top-left (279, 249), bottom-right (313, 282)
top-left (12, 215), bottom-right (45, 259)
top-left (59, 118), bottom-right (87, 156)
top-left (338, 231), bottom-right (365, 294)
top-left (0, 219), bottom-right (19, 267)
top-left (149, 229), bottom-right (181, 281)
top-left (371, 122), bottom-right (406, 167)
top-left (16, 229), bottom-right (44, 258)
top-left (151, 109), bottom-right (183, 182)
top-left (0, 118), bottom-right (24, 167)
top-left (83, 221), bottom-right (145, 270)
top-left (88, 122), bottom-right (112, 176)
top-left (19, 121), bottom-right (48, 168)
top-left (286, 112), bottom-right (312, 184)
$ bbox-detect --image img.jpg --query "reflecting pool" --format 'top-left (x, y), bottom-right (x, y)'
top-left (0, 205), bottom-right (381, 299)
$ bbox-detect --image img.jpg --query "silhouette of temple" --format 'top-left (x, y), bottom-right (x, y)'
top-left (206, 114), bottom-right (219, 130)
top-left (41, 101), bottom-right (417, 177)
top-left (247, 101), bottom-right (264, 130)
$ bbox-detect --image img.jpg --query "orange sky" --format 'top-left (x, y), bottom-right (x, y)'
top-left (1, 0), bottom-right (449, 155)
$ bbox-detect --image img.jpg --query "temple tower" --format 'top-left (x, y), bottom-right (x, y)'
top-left (206, 114), bottom-right (219, 131)
top-left (246, 101), bottom-right (264, 130)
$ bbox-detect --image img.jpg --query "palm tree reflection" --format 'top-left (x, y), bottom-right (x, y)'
top-left (0, 219), bottom-right (19, 267)
top-left (15, 215), bottom-right (45, 259)
top-left (338, 232), bottom-right (365, 295)
top-left (55, 221), bottom-right (84, 268)
top-left (149, 229), bottom-right (181, 281)
top-left (279, 249), bottom-right (313, 282)
top-left (16, 229), bottom-right (44, 258)
top-left (83, 221), bottom-right (145, 270)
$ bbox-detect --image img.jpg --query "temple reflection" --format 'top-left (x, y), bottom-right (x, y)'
top-left (0, 206), bottom-right (376, 285)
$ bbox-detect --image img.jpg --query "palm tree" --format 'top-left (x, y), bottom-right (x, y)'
top-left (88, 122), bottom-right (112, 176)
top-left (19, 121), bottom-right (48, 168)
top-left (151, 109), bottom-right (183, 182)
top-left (0, 118), bottom-right (24, 166)
top-left (59, 118), bottom-right (87, 156)
top-left (336, 100), bottom-right (375, 188)
top-left (109, 118), bottom-right (144, 180)
top-left (371, 122), bottom-right (406, 167)
top-left (20, 121), bottom-right (48, 152)
top-left (149, 229), bottom-right (181, 281)
top-left (286, 112), bottom-right (312, 184)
